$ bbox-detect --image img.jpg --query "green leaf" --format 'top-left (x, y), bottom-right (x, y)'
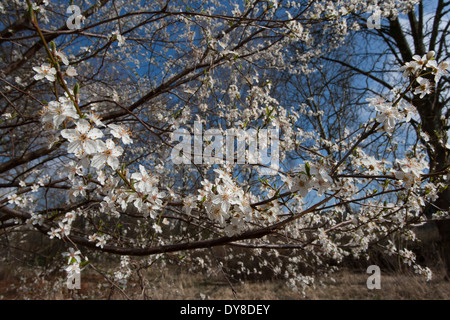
top-left (80, 260), bottom-right (90, 268)
top-left (305, 162), bottom-right (311, 177)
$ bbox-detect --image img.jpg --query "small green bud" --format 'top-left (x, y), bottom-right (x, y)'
top-left (50, 41), bottom-right (56, 53)
top-left (73, 82), bottom-right (80, 96)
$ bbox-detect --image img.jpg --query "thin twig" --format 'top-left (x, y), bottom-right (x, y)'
top-left (209, 247), bottom-right (238, 299)
top-left (89, 263), bottom-right (132, 300)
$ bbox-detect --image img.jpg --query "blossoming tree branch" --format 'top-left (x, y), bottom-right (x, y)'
top-left (0, 0), bottom-right (449, 294)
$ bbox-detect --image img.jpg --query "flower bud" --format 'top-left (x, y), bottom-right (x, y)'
top-left (73, 82), bottom-right (79, 96)
top-left (50, 41), bottom-right (56, 53)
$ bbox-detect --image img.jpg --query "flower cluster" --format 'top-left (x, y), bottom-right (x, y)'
top-left (282, 162), bottom-right (333, 197)
top-left (36, 57), bottom-right (135, 201)
top-left (62, 247), bottom-right (88, 286)
top-left (394, 153), bottom-right (428, 188)
top-left (369, 51), bottom-right (449, 134)
top-left (127, 165), bottom-right (165, 215)
top-left (33, 63), bottom-right (57, 82)
top-left (184, 169), bottom-right (256, 236)
top-left (40, 96), bottom-right (80, 128)
top-left (399, 51), bottom-right (449, 85)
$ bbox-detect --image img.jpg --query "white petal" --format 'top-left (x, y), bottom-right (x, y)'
top-left (88, 128), bottom-right (104, 140)
top-left (84, 140), bottom-right (98, 154)
top-left (122, 136), bottom-right (133, 144)
top-left (112, 145), bottom-right (123, 157)
top-left (61, 129), bottom-right (77, 141)
top-left (107, 157), bottom-right (119, 170)
top-left (91, 154), bottom-right (106, 169)
top-left (105, 139), bottom-right (115, 149)
top-left (131, 172), bottom-right (141, 180)
top-left (53, 115), bottom-right (66, 127)
top-left (139, 165), bottom-right (147, 177)
top-left (76, 119), bottom-right (91, 133)
top-left (67, 140), bottom-right (82, 154)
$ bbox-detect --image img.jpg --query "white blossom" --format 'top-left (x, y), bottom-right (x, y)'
top-left (33, 63), bottom-right (57, 82)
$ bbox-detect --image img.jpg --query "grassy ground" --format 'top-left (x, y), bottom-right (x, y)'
top-left (1, 264), bottom-right (449, 300)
